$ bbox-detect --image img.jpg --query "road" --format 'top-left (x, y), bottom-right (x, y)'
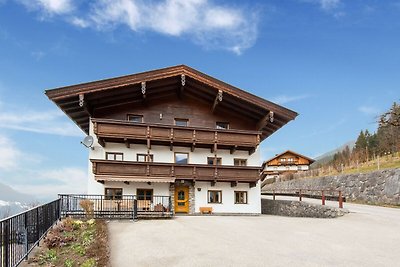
top-left (108, 199), bottom-right (400, 267)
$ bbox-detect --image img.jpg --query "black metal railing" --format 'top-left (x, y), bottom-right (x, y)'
top-left (0, 199), bottom-right (61, 267)
top-left (59, 194), bottom-right (173, 219)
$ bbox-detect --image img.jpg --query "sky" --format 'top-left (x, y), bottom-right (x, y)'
top-left (0, 0), bottom-right (399, 200)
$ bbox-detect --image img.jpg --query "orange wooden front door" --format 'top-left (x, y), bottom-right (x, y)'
top-left (174, 186), bottom-right (189, 213)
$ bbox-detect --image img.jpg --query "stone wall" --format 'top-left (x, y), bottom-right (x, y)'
top-left (263, 168), bottom-right (400, 205)
top-left (261, 199), bottom-right (348, 218)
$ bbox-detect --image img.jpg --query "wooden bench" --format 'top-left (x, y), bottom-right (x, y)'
top-left (199, 207), bottom-right (213, 214)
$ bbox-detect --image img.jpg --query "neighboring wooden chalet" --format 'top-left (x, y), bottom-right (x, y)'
top-left (46, 65), bottom-right (297, 215)
top-left (261, 150), bottom-right (314, 184)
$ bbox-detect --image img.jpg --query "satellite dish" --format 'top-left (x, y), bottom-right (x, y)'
top-left (81, 136), bottom-right (94, 148)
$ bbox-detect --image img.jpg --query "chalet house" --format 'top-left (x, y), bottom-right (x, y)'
top-left (261, 150), bottom-right (314, 184)
top-left (46, 65), bottom-right (297, 215)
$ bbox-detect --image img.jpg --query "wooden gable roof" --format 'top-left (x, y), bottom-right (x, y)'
top-left (45, 65), bottom-right (298, 140)
top-left (263, 150), bottom-right (315, 167)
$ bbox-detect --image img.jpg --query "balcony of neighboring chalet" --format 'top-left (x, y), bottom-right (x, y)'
top-left (91, 159), bottom-right (261, 185)
top-left (92, 118), bottom-right (262, 154)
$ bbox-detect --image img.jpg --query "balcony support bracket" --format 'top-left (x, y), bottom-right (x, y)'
top-left (98, 138), bottom-right (105, 147)
top-left (124, 138), bottom-right (130, 148)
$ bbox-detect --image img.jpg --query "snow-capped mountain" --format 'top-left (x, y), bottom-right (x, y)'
top-left (0, 181), bottom-right (37, 219)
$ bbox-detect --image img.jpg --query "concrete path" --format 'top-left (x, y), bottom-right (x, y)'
top-left (108, 202), bottom-right (400, 267)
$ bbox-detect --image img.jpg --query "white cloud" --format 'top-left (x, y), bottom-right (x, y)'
top-left (31, 50), bottom-right (46, 60)
top-left (19, 168), bottom-right (87, 198)
top-left (358, 106), bottom-right (380, 116)
top-left (17, 0), bottom-right (259, 54)
top-left (0, 95), bottom-right (84, 136)
top-left (270, 94), bottom-right (310, 105)
top-left (319, 0), bottom-right (340, 11)
top-left (300, 0), bottom-right (345, 18)
top-left (17, 0), bottom-right (74, 15)
top-left (70, 16), bottom-right (89, 28)
top-left (0, 103), bottom-right (83, 136)
top-left (0, 135), bottom-right (22, 171)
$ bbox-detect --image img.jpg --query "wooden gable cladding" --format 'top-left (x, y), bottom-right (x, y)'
top-left (265, 150), bottom-right (315, 166)
top-left (91, 159), bottom-right (261, 183)
top-left (45, 65), bottom-right (298, 139)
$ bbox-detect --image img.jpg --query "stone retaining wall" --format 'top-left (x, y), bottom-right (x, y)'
top-left (263, 168), bottom-right (400, 205)
top-left (261, 199), bottom-right (348, 218)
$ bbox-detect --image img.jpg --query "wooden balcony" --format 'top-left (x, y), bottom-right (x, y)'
top-left (91, 159), bottom-right (261, 183)
top-left (92, 119), bottom-right (261, 154)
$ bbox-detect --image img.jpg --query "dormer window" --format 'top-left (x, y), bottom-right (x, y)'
top-left (127, 114), bottom-right (143, 123)
top-left (216, 122), bottom-right (229, 130)
top-left (175, 118), bottom-right (188, 127)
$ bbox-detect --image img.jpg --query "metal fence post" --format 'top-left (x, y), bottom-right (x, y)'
top-left (4, 220), bottom-right (10, 267)
top-left (36, 208), bottom-right (40, 247)
top-left (24, 212), bottom-right (29, 260)
top-left (133, 199), bottom-right (138, 221)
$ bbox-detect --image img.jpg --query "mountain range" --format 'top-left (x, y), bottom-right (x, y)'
top-left (0, 181), bottom-right (37, 219)
top-left (311, 140), bottom-right (356, 167)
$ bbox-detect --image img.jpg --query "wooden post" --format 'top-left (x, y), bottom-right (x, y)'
top-left (299, 189), bottom-right (302, 202)
top-left (273, 190), bottom-right (275, 200)
top-left (377, 156), bottom-right (380, 170)
top-left (338, 191), bottom-right (343, 208)
top-left (321, 190), bottom-right (325, 205)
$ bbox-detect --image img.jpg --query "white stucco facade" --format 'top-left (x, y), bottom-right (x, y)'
top-left (87, 120), bottom-right (262, 214)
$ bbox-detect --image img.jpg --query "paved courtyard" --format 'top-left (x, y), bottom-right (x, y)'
top-left (108, 200), bottom-right (400, 267)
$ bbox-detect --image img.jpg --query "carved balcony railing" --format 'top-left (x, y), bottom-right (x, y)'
top-left (92, 119), bottom-right (261, 154)
top-left (91, 159), bottom-right (261, 184)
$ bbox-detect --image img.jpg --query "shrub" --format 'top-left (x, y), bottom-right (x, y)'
top-left (80, 199), bottom-right (94, 218)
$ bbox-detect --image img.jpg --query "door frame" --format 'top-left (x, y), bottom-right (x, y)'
top-left (174, 185), bottom-right (189, 213)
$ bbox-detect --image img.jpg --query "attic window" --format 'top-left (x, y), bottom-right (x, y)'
top-left (127, 114), bottom-right (143, 123)
top-left (216, 122), bottom-right (229, 130)
top-left (175, 118), bottom-right (188, 127)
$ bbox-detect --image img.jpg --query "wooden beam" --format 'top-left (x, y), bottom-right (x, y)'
top-left (210, 181), bottom-right (216, 187)
top-left (147, 138), bottom-right (151, 150)
top-left (249, 148), bottom-right (256, 155)
top-left (257, 113), bottom-right (270, 131)
top-left (211, 90), bottom-right (223, 113)
top-left (178, 74), bottom-right (185, 98)
top-left (141, 81), bottom-right (146, 100)
top-left (98, 138), bottom-right (105, 147)
top-left (231, 181), bottom-right (237, 187)
top-left (124, 181), bottom-right (129, 185)
top-left (98, 180), bottom-right (104, 184)
top-left (124, 138), bottom-right (130, 148)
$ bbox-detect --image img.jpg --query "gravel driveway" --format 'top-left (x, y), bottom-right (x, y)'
top-left (108, 202), bottom-right (400, 267)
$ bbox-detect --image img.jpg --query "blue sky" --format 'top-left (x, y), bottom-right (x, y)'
top-left (0, 0), bottom-right (399, 199)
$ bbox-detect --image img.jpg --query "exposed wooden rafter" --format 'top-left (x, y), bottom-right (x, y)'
top-left (141, 81), bottom-right (146, 101)
top-left (211, 90), bottom-right (223, 113)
